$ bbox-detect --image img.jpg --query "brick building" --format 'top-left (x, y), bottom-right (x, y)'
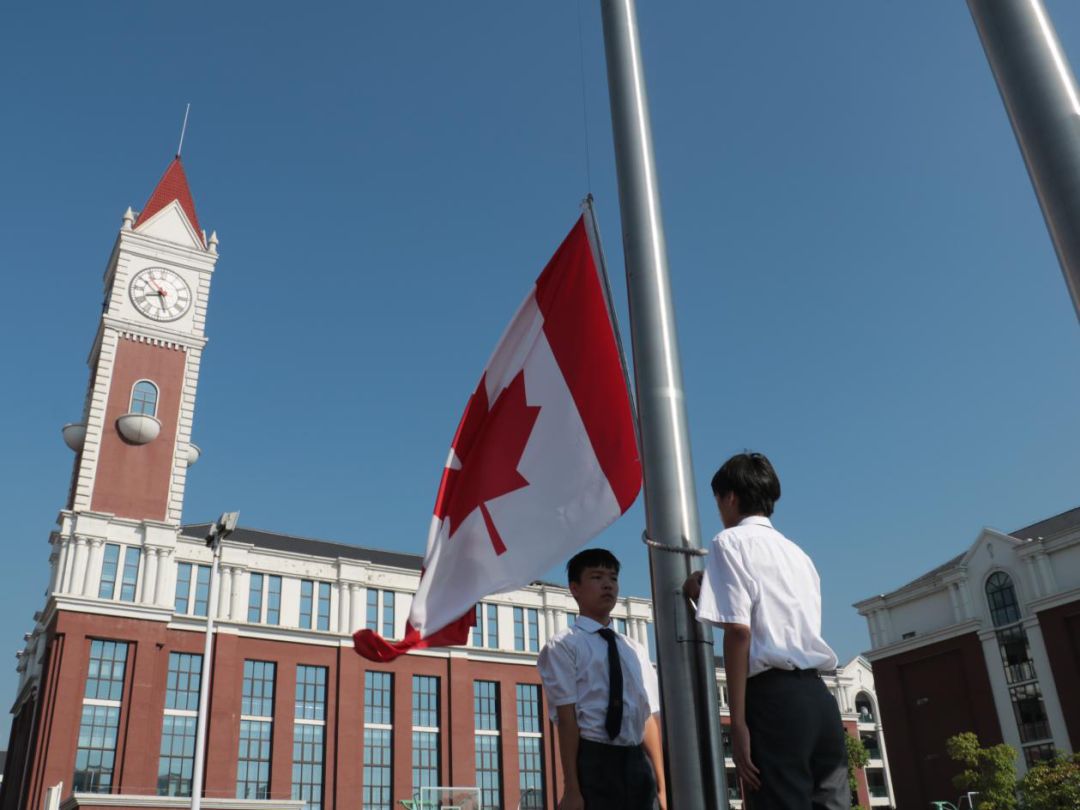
top-left (0, 155), bottom-right (889, 810)
top-left (855, 507), bottom-right (1080, 808)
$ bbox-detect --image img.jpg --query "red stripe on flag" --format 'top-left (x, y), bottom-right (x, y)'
top-left (534, 217), bottom-right (641, 513)
top-left (353, 608), bottom-right (474, 663)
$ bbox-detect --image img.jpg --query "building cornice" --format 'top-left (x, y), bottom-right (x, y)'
top-left (861, 618), bottom-right (981, 662)
top-left (115, 229), bottom-right (218, 273)
top-left (48, 597), bottom-right (175, 625)
top-left (102, 317), bottom-right (208, 352)
top-left (1028, 584), bottom-right (1080, 615)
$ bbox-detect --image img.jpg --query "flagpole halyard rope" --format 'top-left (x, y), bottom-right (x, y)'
top-left (641, 530), bottom-right (709, 557)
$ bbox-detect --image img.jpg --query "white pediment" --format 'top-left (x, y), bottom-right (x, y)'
top-left (135, 200), bottom-right (203, 249)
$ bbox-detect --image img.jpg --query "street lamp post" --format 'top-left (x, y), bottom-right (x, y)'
top-left (190, 511), bottom-right (239, 810)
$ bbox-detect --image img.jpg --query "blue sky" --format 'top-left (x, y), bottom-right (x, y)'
top-left (4, 2), bottom-right (1080, 734)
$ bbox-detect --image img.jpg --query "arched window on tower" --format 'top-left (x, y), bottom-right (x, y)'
top-left (130, 381), bottom-right (159, 417)
top-left (986, 571), bottom-right (1021, 627)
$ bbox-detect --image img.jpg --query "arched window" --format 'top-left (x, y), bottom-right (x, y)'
top-left (130, 381), bottom-right (158, 417)
top-left (986, 571), bottom-right (1021, 627)
top-left (855, 692), bottom-right (875, 723)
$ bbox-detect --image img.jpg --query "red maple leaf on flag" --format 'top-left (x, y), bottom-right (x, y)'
top-left (433, 371), bottom-right (541, 555)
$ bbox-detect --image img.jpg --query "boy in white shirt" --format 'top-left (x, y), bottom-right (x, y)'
top-left (538, 549), bottom-right (666, 810)
top-left (685, 452), bottom-right (847, 810)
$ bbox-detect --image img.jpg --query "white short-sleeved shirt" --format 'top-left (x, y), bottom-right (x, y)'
top-left (537, 616), bottom-right (660, 746)
top-left (695, 516), bottom-right (838, 677)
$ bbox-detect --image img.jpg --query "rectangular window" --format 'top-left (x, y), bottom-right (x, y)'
top-left (300, 580), bottom-right (314, 629)
top-left (267, 576), bottom-right (281, 625)
top-left (74, 640), bottom-right (128, 793)
top-left (1009, 683), bottom-right (1051, 742)
top-left (175, 563), bottom-right (192, 614)
top-left (382, 590), bottom-right (395, 638)
top-left (516, 683), bottom-right (544, 809)
top-left (119, 547), bottom-right (141, 602)
top-left (158, 653), bottom-right (201, 797)
top-left (473, 602), bottom-right (500, 649)
top-left (193, 565), bottom-right (211, 617)
top-left (364, 672), bottom-right (393, 810)
top-left (248, 573), bottom-right (264, 623)
top-left (242, 660), bottom-right (277, 717)
top-left (506, 607), bottom-right (539, 651)
top-left (567, 611), bottom-right (577, 627)
top-left (527, 609), bottom-right (539, 653)
top-left (486, 604), bottom-right (499, 649)
top-left (412, 676), bottom-right (440, 796)
top-left (98, 544), bottom-right (120, 599)
top-left (615, 617), bottom-right (628, 636)
top-left (514, 607), bottom-right (526, 651)
top-left (317, 582), bottom-right (331, 631)
top-left (367, 589), bottom-right (379, 630)
top-left (364, 589), bottom-right (396, 637)
top-left (472, 604), bottom-right (483, 647)
top-left (292, 666), bottom-right (327, 810)
top-left (237, 720), bottom-right (272, 799)
top-left (237, 660), bottom-right (275, 800)
top-left (474, 681), bottom-right (502, 810)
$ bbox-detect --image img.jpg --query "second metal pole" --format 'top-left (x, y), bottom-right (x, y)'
top-left (599, 1), bottom-right (726, 807)
top-left (968, 0), bottom-right (1080, 321)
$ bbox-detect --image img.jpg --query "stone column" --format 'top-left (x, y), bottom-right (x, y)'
top-left (231, 567), bottom-right (243, 620)
top-left (337, 583), bottom-right (350, 634)
top-left (144, 548), bottom-right (160, 605)
top-left (217, 566), bottom-right (232, 620)
top-left (349, 584), bottom-right (362, 632)
top-left (83, 539), bottom-right (106, 597)
top-left (156, 549), bottom-right (172, 608)
top-left (947, 583), bottom-right (964, 623)
top-left (54, 538), bottom-right (71, 595)
top-left (1037, 553), bottom-right (1056, 594)
top-left (543, 608), bottom-right (555, 643)
top-left (70, 537), bottom-right (89, 596)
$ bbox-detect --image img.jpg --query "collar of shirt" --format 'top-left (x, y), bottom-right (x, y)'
top-left (738, 516), bottom-right (774, 529)
top-left (572, 616), bottom-right (610, 634)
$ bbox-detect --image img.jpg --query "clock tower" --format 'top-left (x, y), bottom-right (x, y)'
top-left (64, 156), bottom-right (217, 524)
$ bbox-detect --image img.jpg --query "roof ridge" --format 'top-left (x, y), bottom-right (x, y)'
top-left (180, 522), bottom-right (424, 559)
top-left (134, 157), bottom-right (203, 244)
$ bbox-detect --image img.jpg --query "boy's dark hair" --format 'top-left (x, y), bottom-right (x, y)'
top-left (566, 548), bottom-right (621, 584)
top-left (711, 452), bottom-right (781, 517)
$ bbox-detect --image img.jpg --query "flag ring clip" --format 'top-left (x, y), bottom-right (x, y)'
top-left (641, 531), bottom-right (709, 557)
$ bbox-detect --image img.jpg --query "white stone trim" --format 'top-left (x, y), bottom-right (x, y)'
top-left (862, 619), bottom-right (982, 662)
top-left (1027, 584), bottom-right (1080, 615)
top-left (72, 329), bottom-right (120, 511)
top-left (1020, 621), bottom-right (1072, 755)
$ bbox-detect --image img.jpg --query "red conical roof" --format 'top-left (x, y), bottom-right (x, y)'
top-left (135, 157), bottom-right (203, 244)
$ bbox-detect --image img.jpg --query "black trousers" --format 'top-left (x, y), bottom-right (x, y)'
top-left (744, 668), bottom-right (849, 810)
top-left (577, 738), bottom-right (658, 810)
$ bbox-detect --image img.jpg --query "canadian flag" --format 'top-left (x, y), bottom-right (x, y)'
top-left (354, 215), bottom-right (641, 662)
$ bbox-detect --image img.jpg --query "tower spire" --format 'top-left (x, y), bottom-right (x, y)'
top-left (177, 103), bottom-right (191, 158)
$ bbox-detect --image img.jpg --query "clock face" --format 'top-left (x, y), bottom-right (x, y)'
top-left (129, 267), bottom-right (192, 322)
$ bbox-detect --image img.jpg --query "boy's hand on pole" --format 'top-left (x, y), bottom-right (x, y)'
top-left (682, 570), bottom-right (703, 601)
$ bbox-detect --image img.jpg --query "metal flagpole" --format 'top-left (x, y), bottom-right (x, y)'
top-left (191, 512), bottom-right (238, 810)
top-left (968, 0), bottom-right (1080, 321)
top-left (598, 2), bottom-right (726, 808)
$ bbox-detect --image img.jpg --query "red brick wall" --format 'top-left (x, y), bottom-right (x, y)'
top-left (90, 338), bottom-right (186, 521)
top-left (870, 632), bottom-right (1001, 810)
top-left (1036, 596), bottom-right (1080, 750)
top-left (19, 611), bottom-right (555, 810)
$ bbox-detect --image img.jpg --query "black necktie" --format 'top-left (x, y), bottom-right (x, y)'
top-left (598, 627), bottom-right (623, 740)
